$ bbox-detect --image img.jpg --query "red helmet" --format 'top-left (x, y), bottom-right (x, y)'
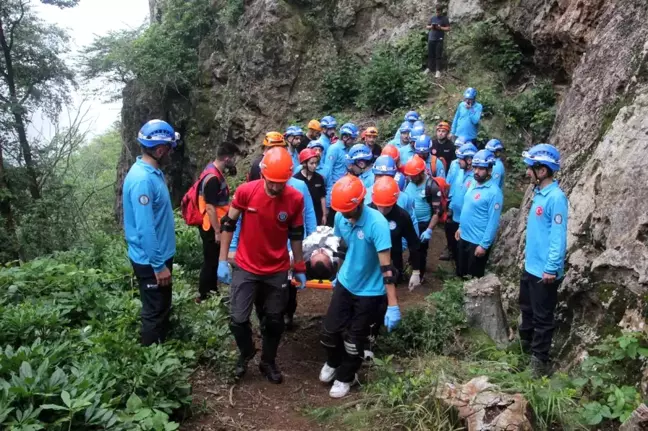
top-left (299, 148), bottom-right (318, 164)
top-left (403, 155), bottom-right (426, 176)
top-left (381, 145), bottom-right (400, 164)
top-left (331, 175), bottom-right (366, 212)
top-left (372, 176), bottom-right (399, 207)
top-left (260, 147), bottom-right (294, 182)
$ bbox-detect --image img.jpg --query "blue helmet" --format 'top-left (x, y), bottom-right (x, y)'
top-left (405, 111), bottom-right (420, 122)
top-left (414, 135), bottom-right (432, 154)
top-left (523, 144), bottom-right (561, 172)
top-left (372, 155), bottom-right (398, 176)
top-left (409, 126), bottom-right (424, 143)
top-left (285, 126), bottom-right (304, 137)
top-left (320, 115), bottom-right (337, 129)
top-left (307, 140), bottom-right (324, 151)
top-left (413, 120), bottom-right (425, 131)
top-left (137, 119), bottom-right (176, 148)
top-left (346, 143), bottom-right (373, 162)
top-left (340, 123), bottom-right (359, 140)
top-left (456, 143), bottom-right (478, 159)
top-left (463, 87), bottom-right (478, 100)
top-left (394, 171), bottom-right (407, 191)
top-left (472, 150), bottom-right (496, 168)
top-left (454, 136), bottom-right (471, 147)
top-left (485, 139), bottom-right (504, 152)
top-left (399, 121), bottom-right (412, 134)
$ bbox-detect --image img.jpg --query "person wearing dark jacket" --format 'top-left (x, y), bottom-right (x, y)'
top-left (431, 121), bottom-right (455, 168)
top-left (425, 5), bottom-right (450, 78)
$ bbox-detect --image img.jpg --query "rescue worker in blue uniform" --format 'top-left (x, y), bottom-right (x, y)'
top-left (392, 111), bottom-right (420, 141)
top-left (324, 123), bottom-right (359, 226)
top-left (388, 122), bottom-right (411, 148)
top-left (346, 143), bottom-right (375, 189)
top-left (414, 134), bottom-right (446, 178)
top-left (519, 144), bottom-right (568, 378)
top-left (440, 137), bottom-right (470, 261)
top-left (319, 175), bottom-right (400, 399)
top-left (450, 88), bottom-right (483, 142)
top-left (455, 150), bottom-right (503, 277)
top-left (399, 123), bottom-right (424, 165)
top-left (123, 119), bottom-right (178, 346)
top-left (446, 143), bottom-right (477, 267)
top-left (485, 139), bottom-right (506, 189)
top-left (285, 126), bottom-right (304, 173)
top-left (306, 140), bottom-right (328, 179)
top-left (319, 115), bottom-right (337, 159)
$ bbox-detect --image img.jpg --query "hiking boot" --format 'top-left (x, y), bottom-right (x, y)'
top-left (259, 361), bottom-right (283, 384)
top-left (235, 349), bottom-right (257, 379)
top-left (319, 363), bottom-right (337, 383)
top-left (529, 355), bottom-right (552, 379)
top-left (439, 248), bottom-right (452, 261)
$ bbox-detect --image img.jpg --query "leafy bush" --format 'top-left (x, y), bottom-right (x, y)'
top-left (321, 59), bottom-right (361, 111)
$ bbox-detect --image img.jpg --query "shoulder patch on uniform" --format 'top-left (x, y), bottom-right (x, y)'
top-left (138, 195), bottom-right (150, 205)
top-left (554, 214), bottom-right (563, 224)
top-left (494, 173), bottom-right (500, 178)
top-left (495, 203), bottom-right (501, 210)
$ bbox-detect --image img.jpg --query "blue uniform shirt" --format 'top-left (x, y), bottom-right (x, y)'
top-left (319, 134), bottom-right (332, 160)
top-left (290, 148), bottom-right (300, 173)
top-left (359, 169), bottom-right (375, 190)
top-left (525, 181), bottom-right (568, 278)
top-left (334, 206), bottom-right (392, 296)
top-left (446, 159), bottom-right (461, 195)
top-left (450, 169), bottom-right (475, 223)
top-left (123, 157), bottom-right (175, 272)
top-left (325, 142), bottom-right (352, 207)
top-left (399, 144), bottom-right (416, 165)
top-left (404, 180), bottom-right (432, 223)
top-left (492, 158), bottom-right (505, 189)
top-left (450, 102), bottom-right (483, 141)
top-left (459, 179), bottom-right (503, 249)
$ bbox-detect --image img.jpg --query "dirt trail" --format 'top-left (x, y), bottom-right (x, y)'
top-left (183, 234), bottom-right (449, 431)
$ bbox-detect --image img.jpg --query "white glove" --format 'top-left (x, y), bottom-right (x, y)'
top-left (408, 270), bottom-right (421, 291)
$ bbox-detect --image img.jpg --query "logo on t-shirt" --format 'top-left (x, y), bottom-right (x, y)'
top-left (138, 195), bottom-right (150, 205)
top-left (554, 214), bottom-right (563, 224)
top-left (536, 206), bottom-right (544, 216)
top-left (277, 211), bottom-right (288, 222)
top-left (474, 193), bottom-right (481, 200)
top-left (389, 221), bottom-right (397, 230)
top-left (357, 230), bottom-right (365, 240)
top-left (494, 173), bottom-right (501, 178)
top-left (466, 181), bottom-right (472, 188)
top-left (495, 203), bottom-right (501, 210)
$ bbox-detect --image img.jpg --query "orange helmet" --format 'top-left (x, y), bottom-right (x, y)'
top-left (263, 131), bottom-right (286, 147)
top-left (372, 176), bottom-right (399, 207)
top-left (260, 147), bottom-right (294, 182)
top-left (299, 148), bottom-right (318, 164)
top-left (365, 126), bottom-right (378, 137)
top-left (307, 120), bottom-right (322, 132)
top-left (403, 155), bottom-right (426, 176)
top-left (381, 145), bottom-right (400, 164)
top-left (436, 121), bottom-right (450, 132)
top-left (331, 175), bottom-right (366, 212)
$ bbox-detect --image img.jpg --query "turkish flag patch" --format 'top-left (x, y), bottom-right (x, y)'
top-left (474, 193), bottom-right (481, 200)
top-left (536, 206), bottom-right (544, 216)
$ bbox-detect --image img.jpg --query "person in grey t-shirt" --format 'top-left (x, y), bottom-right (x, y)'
top-left (425, 5), bottom-right (451, 78)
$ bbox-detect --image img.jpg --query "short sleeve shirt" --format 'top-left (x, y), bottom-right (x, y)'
top-left (428, 15), bottom-right (450, 41)
top-left (232, 180), bottom-right (304, 275)
top-left (334, 206), bottom-right (392, 296)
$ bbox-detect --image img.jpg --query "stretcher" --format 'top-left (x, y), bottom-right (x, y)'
top-left (291, 278), bottom-right (333, 290)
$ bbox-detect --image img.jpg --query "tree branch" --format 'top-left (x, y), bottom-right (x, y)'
top-left (8, 1), bottom-right (27, 52)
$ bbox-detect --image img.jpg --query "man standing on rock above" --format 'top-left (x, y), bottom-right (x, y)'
top-left (299, 120), bottom-right (322, 152)
top-left (319, 175), bottom-right (400, 398)
top-left (324, 122), bottom-right (360, 226)
top-left (218, 146), bottom-right (307, 384)
top-left (123, 119), bottom-right (178, 346)
top-left (247, 131), bottom-right (287, 182)
top-left (455, 150), bottom-right (503, 278)
top-left (519, 144), bottom-right (568, 378)
top-left (450, 88), bottom-right (483, 143)
top-left (425, 5), bottom-right (450, 78)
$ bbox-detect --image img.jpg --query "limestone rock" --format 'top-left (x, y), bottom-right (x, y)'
top-left (464, 275), bottom-right (510, 347)
top-left (620, 404), bottom-right (648, 431)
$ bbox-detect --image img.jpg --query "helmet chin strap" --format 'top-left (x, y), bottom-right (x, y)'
top-left (531, 166), bottom-right (546, 185)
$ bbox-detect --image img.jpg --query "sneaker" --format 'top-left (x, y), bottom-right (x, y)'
top-left (319, 363), bottom-right (337, 383)
top-left (259, 361), bottom-right (283, 384)
top-left (329, 375), bottom-right (358, 399)
top-left (529, 356), bottom-right (552, 379)
top-left (423, 68), bottom-right (431, 75)
top-left (363, 350), bottom-right (375, 362)
top-left (435, 70), bottom-right (442, 78)
top-left (234, 349), bottom-right (257, 379)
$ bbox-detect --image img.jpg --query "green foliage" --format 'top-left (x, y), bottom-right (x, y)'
top-left (380, 278), bottom-right (466, 356)
top-left (449, 17), bottom-right (523, 80)
top-left (321, 60), bottom-right (361, 111)
top-left (493, 81), bottom-right (556, 142)
top-left (0, 235), bottom-right (234, 430)
top-left (218, 0), bottom-right (245, 25)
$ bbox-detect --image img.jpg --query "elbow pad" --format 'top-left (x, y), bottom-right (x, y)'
top-left (220, 215), bottom-right (237, 232)
top-left (288, 225), bottom-right (304, 240)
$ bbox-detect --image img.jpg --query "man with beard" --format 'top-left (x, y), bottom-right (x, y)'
top-left (195, 145), bottom-right (239, 302)
top-left (248, 132), bottom-right (287, 181)
top-left (300, 120), bottom-right (322, 152)
top-left (362, 127), bottom-right (382, 160)
top-left (324, 123), bottom-right (359, 226)
top-left (450, 88), bottom-right (482, 142)
top-left (217, 146), bottom-right (306, 384)
top-left (387, 122), bottom-right (411, 149)
top-left (399, 123), bottom-right (425, 165)
top-left (123, 119), bottom-right (179, 346)
top-left (285, 126), bottom-right (305, 173)
top-left (431, 121), bottom-right (455, 168)
top-left (346, 143), bottom-right (375, 189)
top-left (414, 134), bottom-right (446, 178)
top-left (519, 144), bottom-right (568, 378)
top-left (485, 139), bottom-right (506, 189)
top-left (319, 115), bottom-right (338, 159)
top-left (319, 175), bottom-right (400, 398)
top-left (455, 150), bottom-right (503, 278)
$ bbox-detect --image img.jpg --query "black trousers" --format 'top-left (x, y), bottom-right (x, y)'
top-left (286, 284), bottom-right (297, 320)
top-left (427, 39), bottom-right (444, 72)
top-left (198, 227), bottom-right (220, 300)
top-left (456, 239), bottom-right (491, 278)
top-left (326, 207), bottom-right (337, 227)
top-left (321, 283), bottom-right (387, 383)
top-left (445, 219), bottom-right (459, 263)
top-left (417, 221), bottom-right (431, 278)
top-left (519, 271), bottom-right (560, 362)
top-left (132, 258), bottom-right (174, 346)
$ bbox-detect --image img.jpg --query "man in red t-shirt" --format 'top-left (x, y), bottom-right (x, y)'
top-left (218, 147), bottom-right (306, 384)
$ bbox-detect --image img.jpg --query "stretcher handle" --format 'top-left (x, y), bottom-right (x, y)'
top-left (291, 279), bottom-right (333, 290)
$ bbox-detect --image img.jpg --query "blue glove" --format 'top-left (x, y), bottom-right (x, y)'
top-left (294, 273), bottom-right (307, 290)
top-left (384, 305), bottom-right (401, 332)
top-left (420, 228), bottom-right (433, 242)
top-left (217, 261), bottom-right (231, 284)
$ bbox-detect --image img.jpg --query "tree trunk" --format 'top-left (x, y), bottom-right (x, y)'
top-left (0, 140), bottom-right (20, 261)
top-left (464, 274), bottom-right (510, 348)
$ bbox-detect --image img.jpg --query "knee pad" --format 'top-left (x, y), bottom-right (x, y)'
top-left (320, 329), bottom-right (339, 349)
top-left (343, 335), bottom-right (365, 358)
top-left (263, 313), bottom-right (284, 337)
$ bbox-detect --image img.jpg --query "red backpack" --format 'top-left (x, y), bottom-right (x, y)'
top-left (180, 164), bottom-right (225, 226)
